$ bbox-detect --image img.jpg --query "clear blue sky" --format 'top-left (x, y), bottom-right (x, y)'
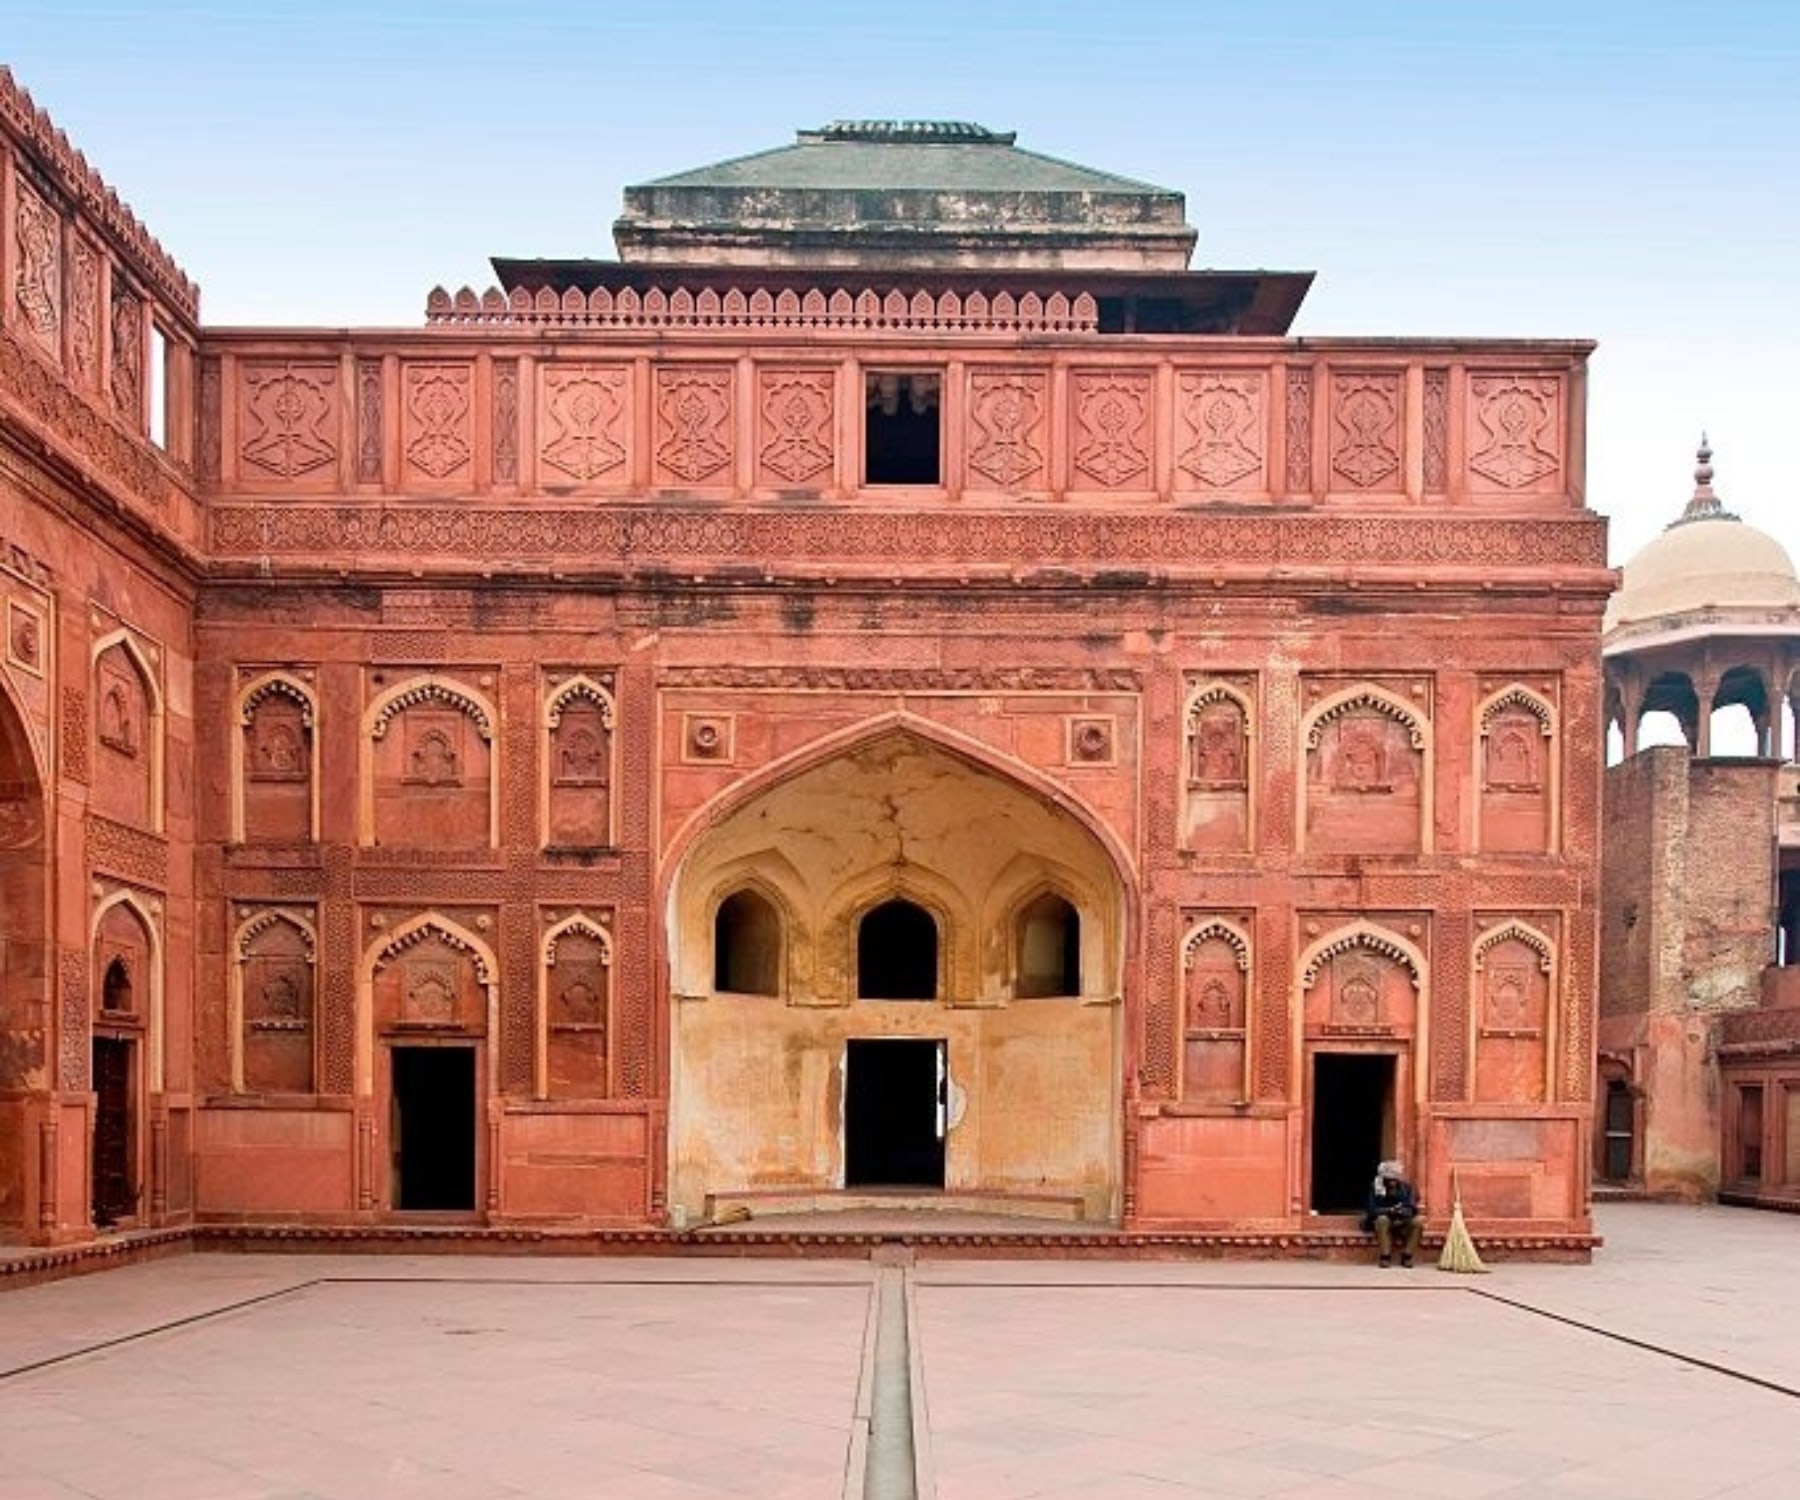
top-left (5, 0), bottom-right (1798, 571)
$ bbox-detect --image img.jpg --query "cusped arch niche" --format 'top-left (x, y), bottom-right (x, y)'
top-left (1300, 685), bottom-right (1431, 856)
top-left (233, 673), bottom-right (318, 843)
top-left (90, 887), bottom-right (164, 1092)
top-left (1297, 920), bottom-right (1429, 1086)
top-left (539, 912), bottom-right (613, 1099)
top-left (231, 908), bottom-right (317, 1093)
top-left (1471, 918), bottom-right (1556, 1105)
top-left (357, 911), bottom-right (499, 1097)
top-left (1182, 679), bottom-right (1253, 853)
top-left (1474, 684), bottom-right (1557, 854)
top-left (543, 675), bottom-right (615, 849)
top-left (90, 629), bottom-right (163, 832)
top-left (361, 676), bottom-right (499, 849)
top-left (1180, 916), bottom-right (1251, 1104)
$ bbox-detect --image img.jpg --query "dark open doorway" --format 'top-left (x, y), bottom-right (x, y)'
top-left (845, 1039), bottom-right (945, 1188)
top-left (391, 1046), bottom-right (477, 1211)
top-left (91, 1037), bottom-right (134, 1225)
top-left (1310, 1052), bottom-right (1396, 1213)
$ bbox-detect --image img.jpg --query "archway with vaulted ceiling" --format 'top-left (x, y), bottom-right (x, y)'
top-left (0, 682), bottom-right (48, 1238)
top-left (666, 724), bottom-right (1129, 1224)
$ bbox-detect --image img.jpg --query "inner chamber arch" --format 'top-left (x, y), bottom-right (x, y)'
top-left (0, 682), bottom-right (47, 1238)
top-left (664, 721), bottom-right (1132, 1224)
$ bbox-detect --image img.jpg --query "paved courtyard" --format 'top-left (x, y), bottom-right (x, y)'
top-left (0, 1203), bottom-right (1796, 1499)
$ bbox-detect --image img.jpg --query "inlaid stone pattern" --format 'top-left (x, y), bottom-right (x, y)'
top-left (1329, 370), bottom-right (1402, 490)
top-left (1176, 371), bottom-right (1265, 491)
top-left (967, 369), bottom-right (1047, 489)
top-left (402, 363), bottom-right (473, 484)
top-left (541, 364), bottom-right (631, 486)
top-left (654, 365), bottom-right (733, 486)
top-left (239, 362), bottom-right (339, 485)
top-left (1468, 374), bottom-right (1563, 493)
top-left (1070, 372), bottom-right (1152, 490)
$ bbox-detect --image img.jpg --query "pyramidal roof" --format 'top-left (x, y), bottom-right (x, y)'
top-left (614, 121), bottom-right (1198, 271)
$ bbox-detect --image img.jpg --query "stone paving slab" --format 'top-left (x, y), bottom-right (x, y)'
top-left (0, 1204), bottom-right (1794, 1499)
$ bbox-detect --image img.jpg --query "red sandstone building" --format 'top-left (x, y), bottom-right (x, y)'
top-left (0, 78), bottom-right (1612, 1253)
top-left (1600, 444), bottom-right (1800, 1207)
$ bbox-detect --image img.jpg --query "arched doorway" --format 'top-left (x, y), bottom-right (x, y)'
top-left (666, 725), bottom-right (1129, 1223)
top-left (0, 685), bottom-right (47, 1239)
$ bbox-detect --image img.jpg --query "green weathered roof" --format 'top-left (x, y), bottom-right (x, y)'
top-left (642, 121), bottom-right (1174, 197)
top-left (616, 122), bottom-right (1197, 271)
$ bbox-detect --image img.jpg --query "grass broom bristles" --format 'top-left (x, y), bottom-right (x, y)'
top-left (1437, 1172), bottom-right (1489, 1275)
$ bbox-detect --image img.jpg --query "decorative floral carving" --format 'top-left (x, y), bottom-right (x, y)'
top-left (492, 359), bottom-right (519, 484)
top-left (7, 601), bottom-right (43, 674)
top-left (85, 813), bottom-right (168, 889)
top-left (542, 365), bottom-right (628, 482)
top-left (1423, 368), bottom-right (1449, 491)
top-left (13, 178), bottom-right (60, 352)
top-left (654, 366), bottom-right (732, 483)
top-left (1285, 366), bottom-right (1312, 492)
top-left (403, 364), bottom-right (472, 480)
top-left (1177, 372), bottom-right (1263, 489)
top-left (356, 359), bottom-right (382, 483)
top-left (241, 363), bottom-right (337, 479)
top-left (110, 283), bottom-right (142, 425)
top-left (1330, 372), bottom-right (1401, 489)
top-left (61, 686), bottom-right (89, 783)
top-left (683, 713), bottom-right (732, 763)
top-left (1186, 685), bottom-right (1249, 787)
top-left (1469, 376), bottom-right (1560, 489)
top-left (68, 237), bottom-right (99, 386)
top-left (198, 357), bottom-right (221, 483)
top-left (967, 371), bottom-right (1046, 487)
top-left (59, 949), bottom-right (89, 1091)
top-left (757, 371), bottom-right (834, 485)
top-left (370, 680), bottom-right (494, 741)
top-left (1072, 373), bottom-right (1151, 488)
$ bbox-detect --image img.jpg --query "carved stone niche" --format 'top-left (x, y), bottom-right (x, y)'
top-left (372, 928), bottom-right (486, 1034)
top-left (92, 641), bottom-right (154, 829)
top-left (241, 682), bottom-right (313, 844)
top-left (1300, 926), bottom-right (1421, 1040)
top-left (546, 680), bottom-right (614, 848)
top-left (1473, 925), bottom-right (1553, 1106)
top-left (1180, 919), bottom-right (1250, 1105)
top-left (545, 920), bottom-right (611, 1100)
top-left (369, 683), bottom-right (494, 849)
top-left (240, 913), bottom-right (315, 1094)
top-left (1183, 681), bottom-right (1252, 854)
top-left (1479, 689), bottom-right (1554, 855)
top-left (1304, 700), bottom-right (1424, 856)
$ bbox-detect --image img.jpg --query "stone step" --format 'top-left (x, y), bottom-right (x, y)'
top-left (700, 1188), bottom-right (1087, 1225)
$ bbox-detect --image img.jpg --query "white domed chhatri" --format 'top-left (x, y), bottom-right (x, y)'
top-left (1605, 438), bottom-right (1800, 635)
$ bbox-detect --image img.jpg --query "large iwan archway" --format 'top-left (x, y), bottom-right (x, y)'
top-left (666, 725), bottom-right (1129, 1223)
top-left (0, 683), bottom-right (48, 1239)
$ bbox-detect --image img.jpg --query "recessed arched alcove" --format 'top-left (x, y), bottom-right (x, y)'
top-left (0, 685), bottom-right (47, 1237)
top-left (667, 724), bottom-right (1127, 1224)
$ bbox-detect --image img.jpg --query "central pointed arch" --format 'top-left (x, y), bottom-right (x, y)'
top-left (662, 712), bottom-right (1136, 1226)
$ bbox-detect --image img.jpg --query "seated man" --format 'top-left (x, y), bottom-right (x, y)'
top-left (1361, 1159), bottom-right (1423, 1268)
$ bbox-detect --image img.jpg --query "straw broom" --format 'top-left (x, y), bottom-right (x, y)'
top-left (1437, 1170), bottom-right (1489, 1274)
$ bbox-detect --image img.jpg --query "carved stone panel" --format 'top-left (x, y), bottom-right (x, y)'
top-left (492, 359), bottom-right (519, 484)
top-left (110, 282), bottom-right (142, 427)
top-left (242, 685), bottom-right (313, 844)
top-left (401, 363), bottom-right (474, 485)
top-left (1302, 936), bottom-right (1418, 1039)
top-left (68, 236), bottom-right (100, 389)
top-left (14, 177), bottom-right (61, 359)
top-left (1329, 371), bottom-right (1403, 490)
top-left (547, 689), bottom-right (613, 848)
top-left (92, 643), bottom-right (152, 829)
top-left (1176, 372), bottom-right (1265, 491)
top-left (371, 691), bottom-right (493, 849)
top-left (239, 362), bottom-right (339, 486)
top-left (1422, 368), bottom-right (1449, 491)
top-left (756, 369), bottom-right (835, 487)
top-left (356, 359), bottom-right (382, 483)
top-left (653, 365), bottom-right (733, 486)
top-left (371, 929), bottom-right (485, 1033)
top-left (1070, 372), bottom-right (1152, 490)
top-left (1467, 374), bottom-right (1563, 493)
top-left (540, 363), bottom-right (630, 485)
top-left (1181, 924), bottom-right (1248, 1105)
top-left (966, 369), bottom-right (1047, 489)
top-left (1285, 366), bottom-right (1313, 493)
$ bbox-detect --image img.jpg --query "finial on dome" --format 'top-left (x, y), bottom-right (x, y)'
top-left (1672, 431), bottom-right (1737, 526)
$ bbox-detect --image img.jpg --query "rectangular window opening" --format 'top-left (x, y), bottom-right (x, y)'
top-left (864, 370), bottom-right (941, 485)
top-left (148, 323), bottom-right (170, 449)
